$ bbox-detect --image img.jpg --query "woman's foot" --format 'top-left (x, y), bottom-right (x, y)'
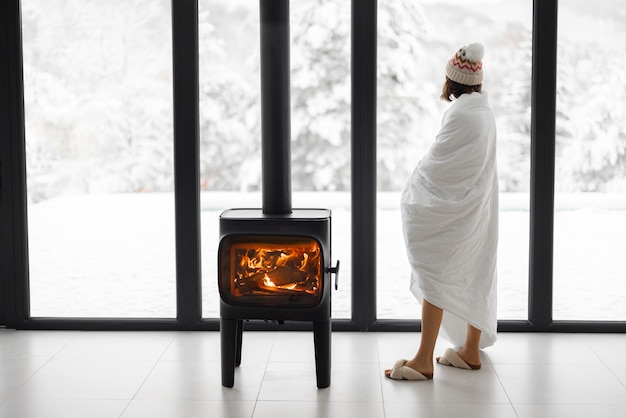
top-left (385, 358), bottom-right (434, 379)
top-left (456, 347), bottom-right (481, 367)
top-left (436, 348), bottom-right (481, 370)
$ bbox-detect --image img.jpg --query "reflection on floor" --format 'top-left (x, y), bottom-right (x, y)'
top-left (1, 330), bottom-right (626, 417)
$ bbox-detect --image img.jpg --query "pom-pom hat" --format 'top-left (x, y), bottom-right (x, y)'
top-left (445, 43), bottom-right (484, 86)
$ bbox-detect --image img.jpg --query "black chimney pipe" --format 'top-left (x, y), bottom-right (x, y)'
top-left (260, 0), bottom-right (292, 214)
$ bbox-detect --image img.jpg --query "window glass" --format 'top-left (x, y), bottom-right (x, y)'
top-left (291, 0), bottom-right (352, 319)
top-left (553, 0), bottom-right (626, 320)
top-left (376, 0), bottom-right (531, 320)
top-left (23, 0), bottom-right (175, 317)
top-left (198, 0), bottom-right (261, 318)
top-left (200, 0), bottom-right (352, 319)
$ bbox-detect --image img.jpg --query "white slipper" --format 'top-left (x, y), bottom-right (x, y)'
top-left (436, 348), bottom-right (481, 370)
top-left (387, 359), bottom-right (433, 380)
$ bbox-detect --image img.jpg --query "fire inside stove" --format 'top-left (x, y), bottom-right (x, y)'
top-left (219, 235), bottom-right (323, 307)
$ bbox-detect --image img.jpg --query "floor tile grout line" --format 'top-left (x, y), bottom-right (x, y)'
top-left (2, 331), bottom-right (79, 402)
top-left (252, 332), bottom-right (277, 417)
top-left (119, 332), bottom-right (178, 417)
top-left (375, 333), bottom-right (389, 418)
top-left (583, 336), bottom-right (626, 390)
top-left (482, 356), bottom-right (520, 418)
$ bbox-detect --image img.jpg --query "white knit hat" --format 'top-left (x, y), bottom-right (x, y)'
top-left (445, 43), bottom-right (484, 86)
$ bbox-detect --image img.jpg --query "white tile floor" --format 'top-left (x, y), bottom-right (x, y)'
top-left (1, 329), bottom-right (626, 418)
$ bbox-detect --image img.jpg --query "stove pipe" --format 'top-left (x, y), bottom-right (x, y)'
top-left (260, 0), bottom-right (292, 215)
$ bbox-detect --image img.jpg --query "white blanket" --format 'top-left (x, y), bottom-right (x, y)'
top-left (401, 91), bottom-right (498, 349)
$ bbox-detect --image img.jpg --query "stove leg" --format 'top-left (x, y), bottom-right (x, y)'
top-left (235, 319), bottom-right (243, 367)
top-left (313, 319), bottom-right (331, 388)
top-left (220, 318), bottom-right (237, 388)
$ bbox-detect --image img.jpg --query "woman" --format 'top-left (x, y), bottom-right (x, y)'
top-left (386, 43), bottom-right (498, 380)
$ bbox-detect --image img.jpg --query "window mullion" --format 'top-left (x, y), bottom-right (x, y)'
top-left (172, 0), bottom-right (202, 328)
top-left (351, 0), bottom-right (377, 331)
top-left (529, 0), bottom-right (558, 329)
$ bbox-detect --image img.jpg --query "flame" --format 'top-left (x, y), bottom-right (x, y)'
top-left (230, 239), bottom-right (322, 297)
top-left (263, 274), bottom-right (276, 288)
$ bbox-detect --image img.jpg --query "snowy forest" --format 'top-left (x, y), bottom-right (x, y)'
top-left (21, 0), bottom-right (626, 203)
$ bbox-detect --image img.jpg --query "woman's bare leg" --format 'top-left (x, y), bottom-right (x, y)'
top-left (385, 299), bottom-right (443, 377)
top-left (456, 324), bottom-right (482, 366)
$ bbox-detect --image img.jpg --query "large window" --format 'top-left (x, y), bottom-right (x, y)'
top-left (22, 0), bottom-right (176, 317)
top-left (4, 0), bottom-right (624, 330)
top-left (376, 0), bottom-right (531, 320)
top-left (553, 0), bottom-right (626, 320)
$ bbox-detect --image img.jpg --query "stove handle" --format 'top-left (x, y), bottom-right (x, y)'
top-left (328, 260), bottom-right (340, 290)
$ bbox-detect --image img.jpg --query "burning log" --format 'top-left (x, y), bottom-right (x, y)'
top-left (235, 265), bottom-right (318, 296)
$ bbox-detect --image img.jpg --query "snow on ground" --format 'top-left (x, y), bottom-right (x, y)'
top-left (26, 192), bottom-right (626, 321)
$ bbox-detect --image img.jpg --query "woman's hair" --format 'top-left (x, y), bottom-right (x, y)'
top-left (440, 77), bottom-right (482, 102)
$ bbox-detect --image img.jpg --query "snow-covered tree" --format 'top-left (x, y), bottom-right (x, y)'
top-left (289, 0), bottom-right (440, 191)
top-left (23, 0), bottom-right (174, 201)
top-left (198, 1), bottom-right (260, 191)
top-left (494, 32), bottom-right (532, 193)
top-left (289, 0), bottom-right (351, 191)
top-left (555, 26), bottom-right (626, 192)
top-left (376, 0), bottom-right (439, 191)
top-left (21, 0), bottom-right (626, 200)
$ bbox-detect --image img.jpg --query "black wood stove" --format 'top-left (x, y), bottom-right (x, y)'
top-left (218, 0), bottom-right (339, 389)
